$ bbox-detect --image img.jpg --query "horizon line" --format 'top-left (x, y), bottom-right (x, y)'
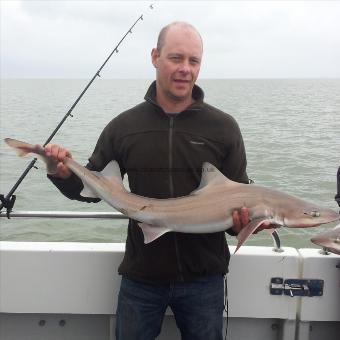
top-left (2, 77), bottom-right (340, 81)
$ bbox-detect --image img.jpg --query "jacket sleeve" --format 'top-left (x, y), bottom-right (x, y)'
top-left (47, 172), bottom-right (100, 203)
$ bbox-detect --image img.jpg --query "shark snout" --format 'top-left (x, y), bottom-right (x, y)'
top-left (284, 208), bottom-right (339, 228)
top-left (318, 209), bottom-right (340, 223)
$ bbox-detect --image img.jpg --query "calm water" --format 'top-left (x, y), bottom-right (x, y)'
top-left (0, 79), bottom-right (339, 248)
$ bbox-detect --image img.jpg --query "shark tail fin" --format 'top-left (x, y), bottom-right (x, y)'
top-left (138, 222), bottom-right (171, 244)
top-left (4, 137), bottom-right (57, 173)
top-left (234, 218), bottom-right (274, 253)
top-left (4, 138), bottom-right (40, 157)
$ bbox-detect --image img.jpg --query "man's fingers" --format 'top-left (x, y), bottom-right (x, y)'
top-left (45, 144), bottom-right (58, 159)
top-left (45, 144), bottom-right (52, 156)
top-left (57, 147), bottom-right (72, 161)
top-left (48, 161), bottom-right (72, 179)
top-left (232, 207), bottom-right (279, 234)
top-left (52, 145), bottom-right (61, 159)
top-left (232, 207), bottom-right (250, 234)
top-left (240, 206), bottom-right (249, 226)
top-left (57, 148), bottom-right (67, 162)
top-left (232, 210), bottom-right (241, 233)
top-left (58, 162), bottom-right (71, 178)
top-left (45, 144), bottom-right (71, 162)
top-left (44, 143), bottom-right (72, 179)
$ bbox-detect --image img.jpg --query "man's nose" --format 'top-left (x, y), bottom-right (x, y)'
top-left (178, 61), bottom-right (191, 74)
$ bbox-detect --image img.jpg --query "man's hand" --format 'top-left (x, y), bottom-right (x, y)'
top-left (45, 143), bottom-right (73, 179)
top-left (231, 207), bottom-right (276, 234)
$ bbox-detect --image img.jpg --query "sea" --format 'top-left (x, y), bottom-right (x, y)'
top-left (0, 79), bottom-right (339, 249)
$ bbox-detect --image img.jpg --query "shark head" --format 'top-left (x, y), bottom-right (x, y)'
top-left (311, 225), bottom-right (340, 255)
top-left (282, 201), bottom-right (340, 228)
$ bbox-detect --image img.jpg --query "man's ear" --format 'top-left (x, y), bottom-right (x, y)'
top-left (151, 48), bottom-right (159, 68)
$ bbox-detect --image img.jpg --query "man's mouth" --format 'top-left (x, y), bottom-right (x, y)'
top-left (173, 79), bottom-right (190, 84)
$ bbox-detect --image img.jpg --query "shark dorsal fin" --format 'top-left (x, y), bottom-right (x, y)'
top-left (192, 162), bottom-right (237, 194)
top-left (80, 160), bottom-right (125, 198)
top-left (100, 160), bottom-right (124, 186)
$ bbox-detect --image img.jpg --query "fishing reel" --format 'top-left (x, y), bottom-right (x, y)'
top-left (0, 194), bottom-right (16, 218)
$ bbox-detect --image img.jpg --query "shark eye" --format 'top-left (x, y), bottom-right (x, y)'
top-left (304, 210), bottom-right (320, 218)
top-left (311, 211), bottom-right (320, 217)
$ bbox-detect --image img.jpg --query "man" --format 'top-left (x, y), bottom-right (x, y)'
top-left (46, 22), bottom-right (252, 340)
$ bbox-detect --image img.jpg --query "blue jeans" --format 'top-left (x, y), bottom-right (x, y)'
top-left (115, 275), bottom-right (224, 340)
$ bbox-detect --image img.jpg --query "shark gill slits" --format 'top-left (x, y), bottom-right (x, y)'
top-left (140, 204), bottom-right (152, 211)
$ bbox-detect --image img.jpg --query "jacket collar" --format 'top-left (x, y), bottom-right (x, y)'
top-left (144, 81), bottom-right (205, 112)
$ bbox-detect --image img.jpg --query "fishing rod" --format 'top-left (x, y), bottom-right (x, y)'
top-left (0, 4), bottom-right (154, 216)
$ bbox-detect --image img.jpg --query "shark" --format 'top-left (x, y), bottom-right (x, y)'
top-left (311, 224), bottom-right (340, 255)
top-left (4, 138), bottom-right (340, 252)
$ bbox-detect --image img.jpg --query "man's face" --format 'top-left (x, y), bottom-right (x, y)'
top-left (152, 26), bottom-right (202, 104)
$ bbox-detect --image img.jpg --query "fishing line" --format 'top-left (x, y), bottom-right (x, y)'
top-left (0, 4), bottom-right (155, 216)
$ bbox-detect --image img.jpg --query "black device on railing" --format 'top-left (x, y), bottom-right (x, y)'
top-left (0, 5), bottom-right (154, 216)
top-left (336, 166), bottom-right (340, 208)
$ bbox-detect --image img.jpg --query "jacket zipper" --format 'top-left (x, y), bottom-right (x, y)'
top-left (168, 117), bottom-right (175, 198)
top-left (168, 116), bottom-right (184, 281)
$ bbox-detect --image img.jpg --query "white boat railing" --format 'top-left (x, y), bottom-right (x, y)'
top-left (0, 210), bottom-right (128, 219)
top-left (0, 210), bottom-right (283, 251)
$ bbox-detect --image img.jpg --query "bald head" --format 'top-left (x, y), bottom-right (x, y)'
top-left (156, 22), bottom-right (203, 54)
top-left (151, 21), bottom-right (203, 112)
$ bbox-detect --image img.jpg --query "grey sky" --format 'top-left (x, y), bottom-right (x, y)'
top-left (1, 0), bottom-right (340, 79)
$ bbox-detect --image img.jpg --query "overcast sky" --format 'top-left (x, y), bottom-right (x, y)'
top-left (1, 0), bottom-right (340, 79)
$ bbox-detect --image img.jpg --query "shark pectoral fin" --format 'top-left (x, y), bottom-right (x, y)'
top-left (80, 182), bottom-right (100, 199)
top-left (234, 218), bottom-right (272, 254)
top-left (138, 222), bottom-right (171, 244)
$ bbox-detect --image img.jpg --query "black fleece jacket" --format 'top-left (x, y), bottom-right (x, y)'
top-left (49, 81), bottom-right (249, 283)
